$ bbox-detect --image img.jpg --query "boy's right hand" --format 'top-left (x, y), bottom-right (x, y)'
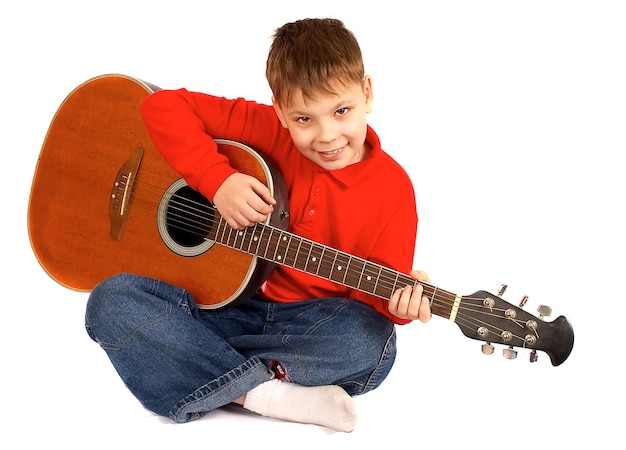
top-left (213, 172), bottom-right (276, 229)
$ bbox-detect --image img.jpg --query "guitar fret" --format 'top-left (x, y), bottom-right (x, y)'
top-left (314, 246), bottom-right (325, 276)
top-left (316, 247), bottom-right (333, 279)
top-left (345, 258), bottom-right (364, 289)
top-left (267, 229), bottom-right (278, 261)
top-left (244, 226), bottom-right (255, 253)
top-left (223, 222), bottom-right (232, 247)
top-left (262, 228), bottom-right (274, 259)
top-left (330, 253), bottom-right (350, 284)
top-left (343, 255), bottom-right (353, 285)
top-left (229, 228), bottom-right (238, 248)
top-left (245, 225), bottom-right (255, 253)
top-left (362, 264), bottom-right (376, 291)
top-left (307, 244), bottom-right (323, 275)
top-left (376, 268), bottom-right (396, 298)
top-left (217, 219), bottom-right (228, 246)
top-left (294, 239), bottom-right (310, 271)
top-left (221, 226), bottom-right (229, 246)
top-left (282, 234), bottom-right (298, 267)
top-left (289, 237), bottom-right (302, 270)
top-left (392, 271), bottom-right (400, 294)
top-left (240, 228), bottom-right (252, 252)
top-left (269, 230), bottom-right (283, 262)
top-left (229, 228), bottom-right (237, 248)
top-left (358, 261), bottom-right (372, 292)
top-left (327, 251), bottom-right (339, 281)
top-left (372, 266), bottom-right (383, 297)
top-left (430, 286), bottom-right (438, 312)
top-left (234, 229), bottom-right (244, 249)
top-left (303, 241), bottom-right (316, 273)
top-left (253, 225), bottom-right (265, 255)
top-left (256, 227), bottom-right (266, 257)
top-left (274, 232), bottom-right (289, 263)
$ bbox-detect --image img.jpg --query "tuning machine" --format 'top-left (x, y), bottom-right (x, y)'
top-left (481, 343), bottom-right (494, 355)
top-left (537, 305), bottom-right (552, 320)
top-left (519, 295), bottom-right (529, 307)
top-left (503, 346), bottom-right (517, 360)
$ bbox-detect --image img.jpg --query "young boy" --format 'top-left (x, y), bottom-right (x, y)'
top-left (85, 18), bottom-right (431, 433)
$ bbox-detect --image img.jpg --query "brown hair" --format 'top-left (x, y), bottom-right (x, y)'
top-left (266, 18), bottom-right (365, 106)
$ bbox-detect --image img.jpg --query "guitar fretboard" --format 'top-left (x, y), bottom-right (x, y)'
top-left (207, 216), bottom-right (456, 320)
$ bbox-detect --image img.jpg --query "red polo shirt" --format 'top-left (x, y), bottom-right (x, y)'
top-left (141, 89), bottom-right (417, 324)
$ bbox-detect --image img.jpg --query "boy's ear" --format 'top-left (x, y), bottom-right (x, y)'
top-left (363, 75), bottom-right (374, 113)
top-left (272, 96), bottom-right (289, 128)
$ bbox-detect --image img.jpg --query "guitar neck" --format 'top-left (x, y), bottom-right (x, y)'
top-left (208, 215), bottom-right (457, 320)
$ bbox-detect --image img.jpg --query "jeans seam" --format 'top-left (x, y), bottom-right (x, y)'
top-left (303, 299), bottom-right (349, 335)
top-left (100, 302), bottom-right (173, 351)
top-left (362, 326), bottom-right (396, 392)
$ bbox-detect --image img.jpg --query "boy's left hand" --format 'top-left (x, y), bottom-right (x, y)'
top-left (388, 270), bottom-right (431, 322)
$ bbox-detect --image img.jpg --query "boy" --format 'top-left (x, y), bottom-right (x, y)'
top-left (85, 18), bottom-right (431, 433)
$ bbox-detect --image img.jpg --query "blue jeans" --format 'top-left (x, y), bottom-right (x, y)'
top-left (85, 273), bottom-right (397, 423)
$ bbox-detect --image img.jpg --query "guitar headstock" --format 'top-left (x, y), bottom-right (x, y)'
top-left (454, 289), bottom-right (574, 366)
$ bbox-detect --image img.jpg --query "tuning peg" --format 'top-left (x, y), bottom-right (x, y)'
top-left (503, 346), bottom-right (517, 360)
top-left (529, 349), bottom-right (539, 363)
top-left (519, 295), bottom-right (529, 307)
top-left (537, 305), bottom-right (552, 320)
top-left (497, 284), bottom-right (508, 296)
top-left (482, 343), bottom-right (495, 355)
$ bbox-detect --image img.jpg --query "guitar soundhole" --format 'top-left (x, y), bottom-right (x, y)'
top-left (157, 179), bottom-right (216, 257)
top-left (166, 185), bottom-right (214, 246)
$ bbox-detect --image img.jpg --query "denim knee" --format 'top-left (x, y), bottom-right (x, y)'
top-left (85, 273), bottom-right (170, 345)
top-left (85, 274), bottom-right (130, 342)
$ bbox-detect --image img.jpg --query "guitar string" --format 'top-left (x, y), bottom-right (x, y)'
top-left (127, 181), bottom-right (454, 301)
top-left (127, 180), bottom-right (426, 292)
top-left (125, 179), bottom-right (518, 334)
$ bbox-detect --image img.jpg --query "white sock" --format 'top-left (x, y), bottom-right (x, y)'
top-left (243, 379), bottom-right (358, 432)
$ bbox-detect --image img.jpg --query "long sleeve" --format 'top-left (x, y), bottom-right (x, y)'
top-left (140, 89), bottom-right (283, 200)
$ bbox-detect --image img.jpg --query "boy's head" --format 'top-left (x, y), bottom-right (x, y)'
top-left (267, 18), bottom-right (373, 171)
top-left (266, 18), bottom-right (365, 107)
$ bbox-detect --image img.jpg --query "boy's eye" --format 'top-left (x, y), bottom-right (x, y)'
top-left (296, 116), bottom-right (311, 123)
top-left (335, 107), bottom-right (349, 116)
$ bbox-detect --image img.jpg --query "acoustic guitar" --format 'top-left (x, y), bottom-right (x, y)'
top-left (28, 74), bottom-right (574, 366)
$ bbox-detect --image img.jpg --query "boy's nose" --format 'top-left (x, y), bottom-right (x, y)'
top-left (316, 120), bottom-right (339, 143)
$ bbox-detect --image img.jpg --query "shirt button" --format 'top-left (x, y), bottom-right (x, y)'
top-left (308, 209), bottom-right (315, 216)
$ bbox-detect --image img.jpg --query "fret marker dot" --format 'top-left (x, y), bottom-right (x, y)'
top-left (337, 266), bottom-right (343, 271)
top-left (238, 231), bottom-right (244, 236)
top-left (367, 276), bottom-right (372, 281)
top-left (312, 257), bottom-right (317, 262)
top-left (277, 256), bottom-right (282, 260)
top-left (253, 237), bottom-right (258, 241)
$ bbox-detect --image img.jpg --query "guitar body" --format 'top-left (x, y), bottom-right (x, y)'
top-left (28, 74), bottom-right (288, 309)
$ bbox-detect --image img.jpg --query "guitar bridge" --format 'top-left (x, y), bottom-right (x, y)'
top-left (109, 147), bottom-right (144, 240)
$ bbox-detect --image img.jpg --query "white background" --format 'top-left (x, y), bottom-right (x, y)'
top-left (3, 1), bottom-right (624, 448)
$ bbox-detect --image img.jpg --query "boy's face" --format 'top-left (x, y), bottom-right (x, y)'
top-left (272, 76), bottom-right (374, 171)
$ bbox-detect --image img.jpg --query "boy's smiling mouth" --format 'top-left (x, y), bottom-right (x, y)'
top-left (318, 146), bottom-right (345, 160)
